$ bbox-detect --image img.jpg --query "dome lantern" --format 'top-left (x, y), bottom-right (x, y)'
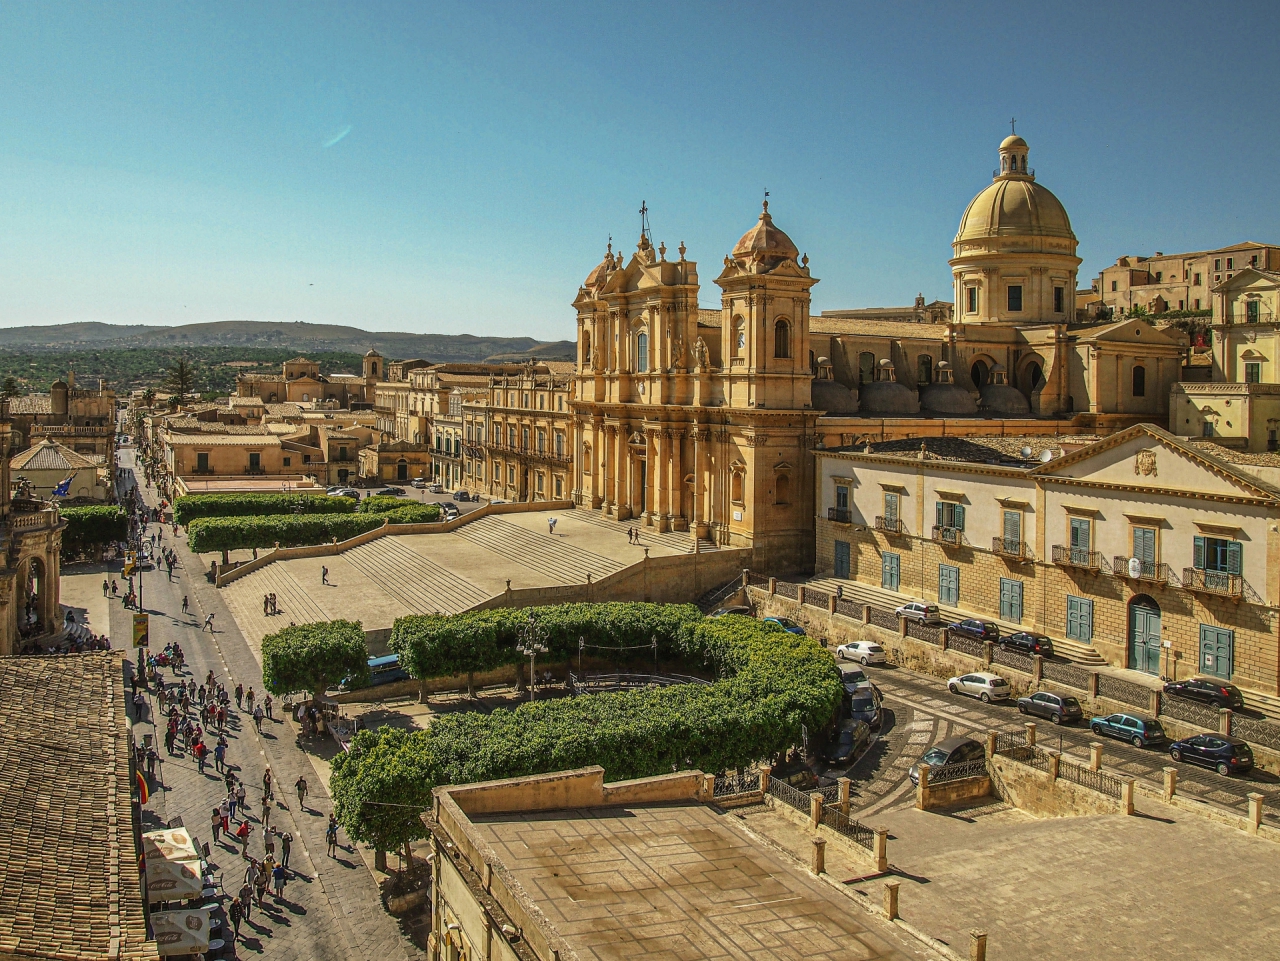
top-left (997, 135), bottom-right (1032, 180)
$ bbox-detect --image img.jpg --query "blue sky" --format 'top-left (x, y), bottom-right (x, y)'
top-left (1, 1), bottom-right (1277, 340)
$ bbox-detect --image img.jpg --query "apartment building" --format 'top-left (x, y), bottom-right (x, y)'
top-left (1091, 241), bottom-right (1280, 316)
top-left (486, 367), bottom-right (574, 502)
top-left (815, 425), bottom-right (1280, 696)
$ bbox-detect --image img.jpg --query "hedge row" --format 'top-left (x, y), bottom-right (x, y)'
top-left (187, 502), bottom-right (442, 553)
top-left (61, 506), bottom-right (128, 559)
top-left (173, 493), bottom-right (355, 525)
top-left (329, 603), bottom-right (842, 852)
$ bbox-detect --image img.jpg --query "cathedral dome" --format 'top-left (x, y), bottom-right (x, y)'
top-left (919, 361), bottom-right (978, 415)
top-left (811, 357), bottom-right (858, 414)
top-left (583, 244), bottom-right (615, 289)
top-left (978, 364), bottom-right (1031, 415)
top-left (955, 136), bottom-right (1075, 245)
top-left (733, 201), bottom-right (799, 266)
top-left (859, 360), bottom-right (919, 416)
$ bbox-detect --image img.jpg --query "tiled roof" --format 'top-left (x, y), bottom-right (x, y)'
top-left (163, 433), bottom-right (281, 446)
top-left (1188, 441), bottom-right (1280, 468)
top-left (809, 317), bottom-right (951, 339)
top-left (841, 434), bottom-right (1103, 465)
top-left (264, 403), bottom-right (304, 417)
top-left (228, 396), bottom-right (266, 407)
top-left (9, 440), bottom-right (100, 471)
top-left (0, 654), bottom-right (159, 961)
top-left (8, 394), bottom-right (53, 415)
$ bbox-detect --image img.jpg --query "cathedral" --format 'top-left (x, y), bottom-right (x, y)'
top-left (570, 134), bottom-right (1186, 568)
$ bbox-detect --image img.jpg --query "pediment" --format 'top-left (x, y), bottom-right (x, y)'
top-left (1030, 424), bottom-right (1278, 501)
top-left (1213, 267), bottom-right (1280, 292)
top-left (1081, 319), bottom-right (1179, 347)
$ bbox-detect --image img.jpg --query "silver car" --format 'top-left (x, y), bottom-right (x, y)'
top-left (895, 601), bottom-right (943, 625)
top-left (947, 671), bottom-right (1011, 703)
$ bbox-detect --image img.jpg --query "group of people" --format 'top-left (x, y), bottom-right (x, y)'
top-left (262, 593), bottom-right (280, 616)
top-left (626, 526), bottom-right (645, 545)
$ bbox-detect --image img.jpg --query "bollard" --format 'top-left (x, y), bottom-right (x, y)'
top-left (1120, 777), bottom-right (1135, 816)
top-left (1163, 766), bottom-right (1177, 802)
top-left (883, 880), bottom-right (900, 921)
top-left (1089, 742), bottom-right (1103, 772)
top-left (873, 828), bottom-right (889, 873)
top-left (838, 776), bottom-right (851, 816)
top-left (741, 568), bottom-right (749, 588)
top-left (970, 930), bottom-right (988, 961)
top-left (1248, 793), bottom-right (1264, 836)
top-left (811, 837), bottom-right (826, 875)
top-left (1047, 750), bottom-right (1060, 780)
top-left (986, 730), bottom-right (998, 759)
top-left (1219, 708), bottom-right (1233, 737)
top-left (1024, 722), bottom-right (1037, 747)
top-left (810, 792), bottom-right (824, 829)
top-left (1148, 688), bottom-right (1161, 717)
top-left (1032, 653), bottom-right (1043, 685)
top-left (702, 773), bottom-right (716, 800)
top-left (915, 763), bottom-right (931, 810)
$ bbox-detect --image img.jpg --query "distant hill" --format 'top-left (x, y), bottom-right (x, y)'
top-left (0, 320), bottom-right (575, 364)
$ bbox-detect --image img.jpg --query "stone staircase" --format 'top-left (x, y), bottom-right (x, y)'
top-left (343, 538), bottom-right (490, 614)
top-left (452, 515), bottom-right (626, 585)
top-left (569, 507), bottom-right (718, 553)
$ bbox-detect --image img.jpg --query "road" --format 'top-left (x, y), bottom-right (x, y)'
top-left (118, 445), bottom-right (420, 960)
top-left (832, 661), bottom-right (1280, 823)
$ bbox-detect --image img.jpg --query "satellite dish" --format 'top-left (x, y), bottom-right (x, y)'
top-left (1128, 556), bottom-right (1143, 579)
top-left (1039, 449), bottom-right (1054, 463)
top-left (1020, 446), bottom-right (1033, 458)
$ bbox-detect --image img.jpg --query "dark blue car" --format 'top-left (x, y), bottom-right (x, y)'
top-left (1169, 733), bottom-right (1254, 776)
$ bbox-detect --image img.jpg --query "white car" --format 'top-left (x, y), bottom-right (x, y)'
top-left (895, 601), bottom-right (943, 625)
top-left (426, 483), bottom-right (445, 494)
top-left (836, 641), bottom-right (887, 665)
top-left (947, 672), bottom-right (1011, 703)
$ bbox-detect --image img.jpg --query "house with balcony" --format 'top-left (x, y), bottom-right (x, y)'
top-left (814, 424), bottom-right (1280, 696)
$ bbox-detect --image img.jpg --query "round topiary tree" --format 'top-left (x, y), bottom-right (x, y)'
top-left (261, 619), bottom-right (370, 705)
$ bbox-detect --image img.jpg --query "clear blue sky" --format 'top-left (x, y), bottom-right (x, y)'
top-left (1, 1), bottom-right (1277, 341)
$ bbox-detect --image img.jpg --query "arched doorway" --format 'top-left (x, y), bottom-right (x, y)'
top-left (970, 359), bottom-right (990, 391)
top-left (397, 459), bottom-right (408, 482)
top-left (1128, 595), bottom-right (1162, 675)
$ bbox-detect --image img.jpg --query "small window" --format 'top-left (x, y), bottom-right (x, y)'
top-left (1007, 285), bottom-right (1023, 312)
top-left (936, 501), bottom-right (965, 530)
top-left (835, 484), bottom-right (850, 511)
top-left (1251, 255), bottom-right (1259, 267)
top-left (773, 319), bottom-right (791, 359)
top-left (858, 352), bottom-right (876, 385)
top-left (883, 491), bottom-right (898, 523)
top-left (1195, 536), bottom-right (1242, 575)
top-left (1203, 419), bottom-right (1214, 437)
top-left (1132, 365), bottom-right (1146, 397)
top-left (731, 470), bottom-right (744, 504)
top-left (1155, 271), bottom-right (1162, 282)
top-left (1111, 280), bottom-right (1118, 292)
top-left (283, 457), bottom-right (291, 467)
top-left (248, 452), bottom-right (261, 470)
top-left (554, 476), bottom-right (563, 498)
top-left (1247, 300), bottom-right (1260, 323)
top-left (196, 452), bottom-right (209, 472)
top-left (1195, 298), bottom-right (1201, 310)
top-left (966, 286), bottom-right (978, 313)
top-left (1215, 259), bottom-right (1222, 271)
top-left (636, 332), bottom-right (649, 372)
top-left (916, 354), bottom-right (933, 385)
top-left (1227, 257), bottom-right (1234, 270)
top-left (1194, 273), bottom-right (1201, 285)
top-left (1053, 286), bottom-right (1064, 313)
top-left (1246, 362), bottom-right (1262, 384)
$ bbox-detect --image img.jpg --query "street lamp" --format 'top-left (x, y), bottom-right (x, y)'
top-left (517, 612), bottom-right (548, 702)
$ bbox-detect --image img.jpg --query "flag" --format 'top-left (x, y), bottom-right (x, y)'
top-left (52, 476), bottom-right (72, 497)
top-left (136, 770), bottom-right (149, 804)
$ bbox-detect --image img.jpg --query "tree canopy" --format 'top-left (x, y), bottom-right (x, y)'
top-left (261, 619), bottom-right (370, 701)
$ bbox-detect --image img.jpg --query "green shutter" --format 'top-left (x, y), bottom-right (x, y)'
top-left (954, 504), bottom-right (965, 530)
top-left (1193, 536), bottom-right (1206, 570)
top-left (1227, 541), bottom-right (1242, 575)
top-left (936, 502), bottom-right (944, 528)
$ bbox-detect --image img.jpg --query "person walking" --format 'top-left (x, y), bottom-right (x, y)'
top-left (254, 866), bottom-right (268, 907)
top-left (264, 693), bottom-right (273, 721)
top-left (263, 594), bottom-right (270, 616)
top-left (279, 832), bottom-right (292, 869)
top-left (235, 683), bottom-right (243, 709)
top-left (295, 775), bottom-right (308, 812)
top-left (269, 593), bottom-right (277, 614)
top-left (237, 885), bottom-right (253, 923)
top-left (253, 704), bottom-right (264, 733)
top-left (326, 815), bottom-right (340, 857)
top-left (181, 595), bottom-right (189, 614)
top-left (214, 738), bottom-right (226, 773)
top-left (219, 799), bottom-right (230, 835)
top-left (272, 862), bottom-right (286, 900)
top-left (102, 579), bottom-right (109, 597)
top-left (227, 789), bottom-right (238, 822)
top-left (548, 516), bottom-right (557, 536)
top-left (321, 565), bottom-right (329, 586)
top-left (145, 747), bottom-right (157, 779)
top-left (228, 896), bottom-right (243, 942)
top-left (203, 613), bottom-right (215, 633)
top-left (211, 808), bottom-right (223, 845)
top-left (111, 579), bottom-right (119, 596)
top-left (260, 796), bottom-right (271, 829)
top-left (236, 781), bottom-right (247, 816)
top-left (262, 768), bottom-right (273, 801)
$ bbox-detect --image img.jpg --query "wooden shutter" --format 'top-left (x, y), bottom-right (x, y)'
top-left (1003, 511), bottom-right (1020, 543)
top-left (1227, 541), bottom-right (1242, 575)
top-left (953, 504), bottom-right (966, 530)
top-left (936, 502), bottom-right (944, 528)
top-left (1193, 536), bottom-right (1206, 570)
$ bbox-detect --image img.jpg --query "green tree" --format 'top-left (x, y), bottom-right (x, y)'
top-left (60, 506), bottom-right (128, 559)
top-left (261, 619), bottom-right (370, 704)
top-left (165, 358), bottom-right (197, 404)
top-left (1, 377), bottom-right (19, 400)
top-left (140, 387), bottom-right (157, 408)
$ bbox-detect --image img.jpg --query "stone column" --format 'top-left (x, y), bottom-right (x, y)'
top-left (810, 837), bottom-right (826, 875)
top-left (671, 429), bottom-right (686, 530)
top-left (652, 429), bottom-right (667, 530)
top-left (915, 763), bottom-right (930, 810)
top-left (603, 426), bottom-right (616, 512)
top-left (883, 880), bottom-right (900, 921)
top-left (970, 930), bottom-right (988, 961)
top-left (1120, 777), bottom-right (1135, 816)
top-left (1248, 793), bottom-right (1264, 836)
top-left (809, 792), bottom-right (823, 829)
top-left (1162, 766), bottom-right (1177, 801)
top-left (1024, 722), bottom-right (1036, 746)
top-left (1219, 708), bottom-right (1233, 736)
top-left (873, 829), bottom-right (889, 873)
top-left (837, 777), bottom-right (851, 816)
top-left (1089, 742), bottom-right (1103, 772)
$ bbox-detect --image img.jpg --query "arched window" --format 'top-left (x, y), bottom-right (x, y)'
top-left (636, 332), bottom-right (649, 372)
top-left (1132, 365), bottom-right (1146, 397)
top-left (917, 354), bottom-right (933, 386)
top-left (858, 352), bottom-right (876, 385)
top-left (731, 470), bottom-right (744, 504)
top-left (733, 317), bottom-right (746, 356)
top-left (775, 474), bottom-right (790, 505)
top-left (773, 319), bottom-right (791, 358)
top-left (583, 332), bottom-right (591, 365)
top-left (970, 360), bottom-right (989, 390)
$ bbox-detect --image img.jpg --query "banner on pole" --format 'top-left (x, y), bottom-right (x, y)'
top-left (133, 612), bottom-right (149, 648)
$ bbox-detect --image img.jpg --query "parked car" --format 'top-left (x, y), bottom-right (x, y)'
top-left (1089, 713), bottom-right (1165, 747)
top-left (378, 486), bottom-right (406, 496)
top-left (762, 616), bottom-right (805, 635)
top-left (426, 483), bottom-right (445, 494)
top-left (823, 720), bottom-right (872, 765)
top-left (1002, 631), bottom-right (1054, 657)
top-left (846, 684), bottom-right (884, 729)
top-left (1169, 733), bottom-right (1254, 776)
top-left (710, 605), bottom-right (752, 618)
top-left (894, 601), bottom-right (943, 625)
top-left (1016, 691), bottom-right (1083, 725)
top-left (410, 477), bottom-right (427, 489)
top-left (909, 735), bottom-right (985, 785)
top-left (440, 503), bottom-right (460, 520)
top-left (1162, 677), bottom-right (1245, 710)
top-left (948, 619), bottom-right (1000, 642)
top-left (328, 488), bottom-right (360, 500)
top-left (453, 490), bottom-right (472, 501)
top-left (835, 640), bottom-right (887, 665)
top-left (841, 667), bottom-right (872, 694)
top-left (947, 672), bottom-right (1011, 703)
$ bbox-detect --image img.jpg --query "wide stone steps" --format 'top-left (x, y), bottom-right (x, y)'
top-left (452, 515), bottom-right (625, 585)
top-left (569, 507), bottom-right (718, 553)
top-left (343, 537), bottom-right (490, 614)
top-left (239, 562), bottom-right (331, 624)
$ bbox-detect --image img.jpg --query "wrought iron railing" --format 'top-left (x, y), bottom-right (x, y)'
top-left (992, 537), bottom-right (1032, 559)
top-left (766, 776), bottom-right (812, 814)
top-left (747, 571), bottom-right (771, 588)
top-left (1232, 713), bottom-right (1280, 751)
top-left (875, 516), bottom-right (905, 535)
top-left (905, 620), bottom-right (940, 644)
top-left (1056, 759), bottom-right (1123, 799)
top-left (1041, 659), bottom-right (1093, 691)
top-left (1052, 545), bottom-right (1102, 570)
top-left (992, 730), bottom-right (1025, 754)
top-left (819, 804), bottom-right (875, 851)
top-left (828, 507), bottom-right (852, 524)
top-left (947, 633), bottom-right (985, 658)
top-left (713, 770), bottom-right (761, 798)
top-left (991, 646), bottom-right (1034, 674)
top-left (801, 586), bottom-right (829, 609)
top-left (997, 743), bottom-right (1052, 772)
top-left (1096, 674), bottom-right (1151, 709)
top-left (567, 672), bottom-right (710, 693)
top-left (1113, 556), bottom-right (1171, 586)
top-left (932, 526), bottom-right (967, 547)
top-left (868, 607), bottom-right (899, 632)
top-left (928, 758), bottom-right (989, 785)
top-left (1159, 694), bottom-right (1223, 729)
top-left (835, 598), bottom-right (863, 621)
top-left (1182, 568), bottom-right (1243, 598)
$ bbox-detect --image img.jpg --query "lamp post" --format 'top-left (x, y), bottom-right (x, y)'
top-left (517, 612), bottom-right (548, 702)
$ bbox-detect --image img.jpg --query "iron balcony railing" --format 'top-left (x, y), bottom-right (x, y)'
top-left (932, 525), bottom-right (966, 547)
top-left (1113, 556), bottom-right (1171, 586)
top-left (828, 507), bottom-right (852, 524)
top-left (1052, 545), bottom-right (1102, 571)
top-left (992, 537), bottom-right (1032, 559)
top-left (875, 515), bottom-right (905, 534)
top-left (1182, 567), bottom-right (1243, 598)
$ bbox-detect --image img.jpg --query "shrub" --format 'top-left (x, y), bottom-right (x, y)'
top-left (357, 496), bottom-right (404, 514)
top-left (330, 604), bottom-right (840, 853)
top-left (174, 493), bottom-right (355, 525)
top-left (61, 505), bottom-right (128, 559)
top-left (186, 503), bottom-right (441, 557)
top-left (261, 619), bottom-right (370, 702)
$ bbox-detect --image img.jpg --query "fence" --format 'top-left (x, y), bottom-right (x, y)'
top-left (905, 619), bottom-right (940, 644)
top-left (928, 758), bottom-right (989, 785)
top-left (801, 586), bottom-right (828, 609)
top-left (766, 775), bottom-right (812, 813)
top-left (746, 571), bottom-right (771, 589)
top-left (712, 769), bottom-right (761, 798)
top-left (1096, 674), bottom-right (1151, 709)
top-left (992, 730), bottom-right (1025, 754)
top-left (991, 646), bottom-right (1034, 674)
top-left (1159, 694), bottom-right (1224, 730)
top-left (567, 672), bottom-right (711, 693)
top-left (947, 633), bottom-right (985, 658)
top-left (998, 743), bottom-right (1052, 772)
top-left (1233, 713), bottom-right (1280, 751)
top-left (819, 804), bottom-right (875, 850)
top-left (1055, 758), bottom-right (1124, 799)
top-left (835, 598), bottom-right (864, 621)
top-left (1041, 659), bottom-right (1092, 690)
top-left (774, 580), bottom-right (799, 600)
top-left (868, 607), bottom-right (899, 632)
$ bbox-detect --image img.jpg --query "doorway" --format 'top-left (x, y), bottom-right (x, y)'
top-left (1127, 595), bottom-right (1162, 675)
top-left (1199, 625), bottom-right (1233, 680)
top-left (834, 541), bottom-right (850, 579)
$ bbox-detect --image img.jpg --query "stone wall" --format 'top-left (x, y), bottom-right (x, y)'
top-left (917, 774), bottom-right (993, 811)
top-left (989, 754), bottom-right (1123, 818)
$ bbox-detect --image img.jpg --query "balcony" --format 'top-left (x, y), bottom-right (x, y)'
top-left (244, 467), bottom-right (266, 475)
top-left (931, 526), bottom-right (967, 547)
top-left (1113, 556), bottom-right (1171, 586)
top-left (874, 515), bottom-right (904, 534)
top-left (1052, 544), bottom-right (1102, 571)
top-left (992, 537), bottom-right (1032, 560)
top-left (828, 507), bottom-right (852, 524)
top-left (1182, 567), bottom-right (1243, 599)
